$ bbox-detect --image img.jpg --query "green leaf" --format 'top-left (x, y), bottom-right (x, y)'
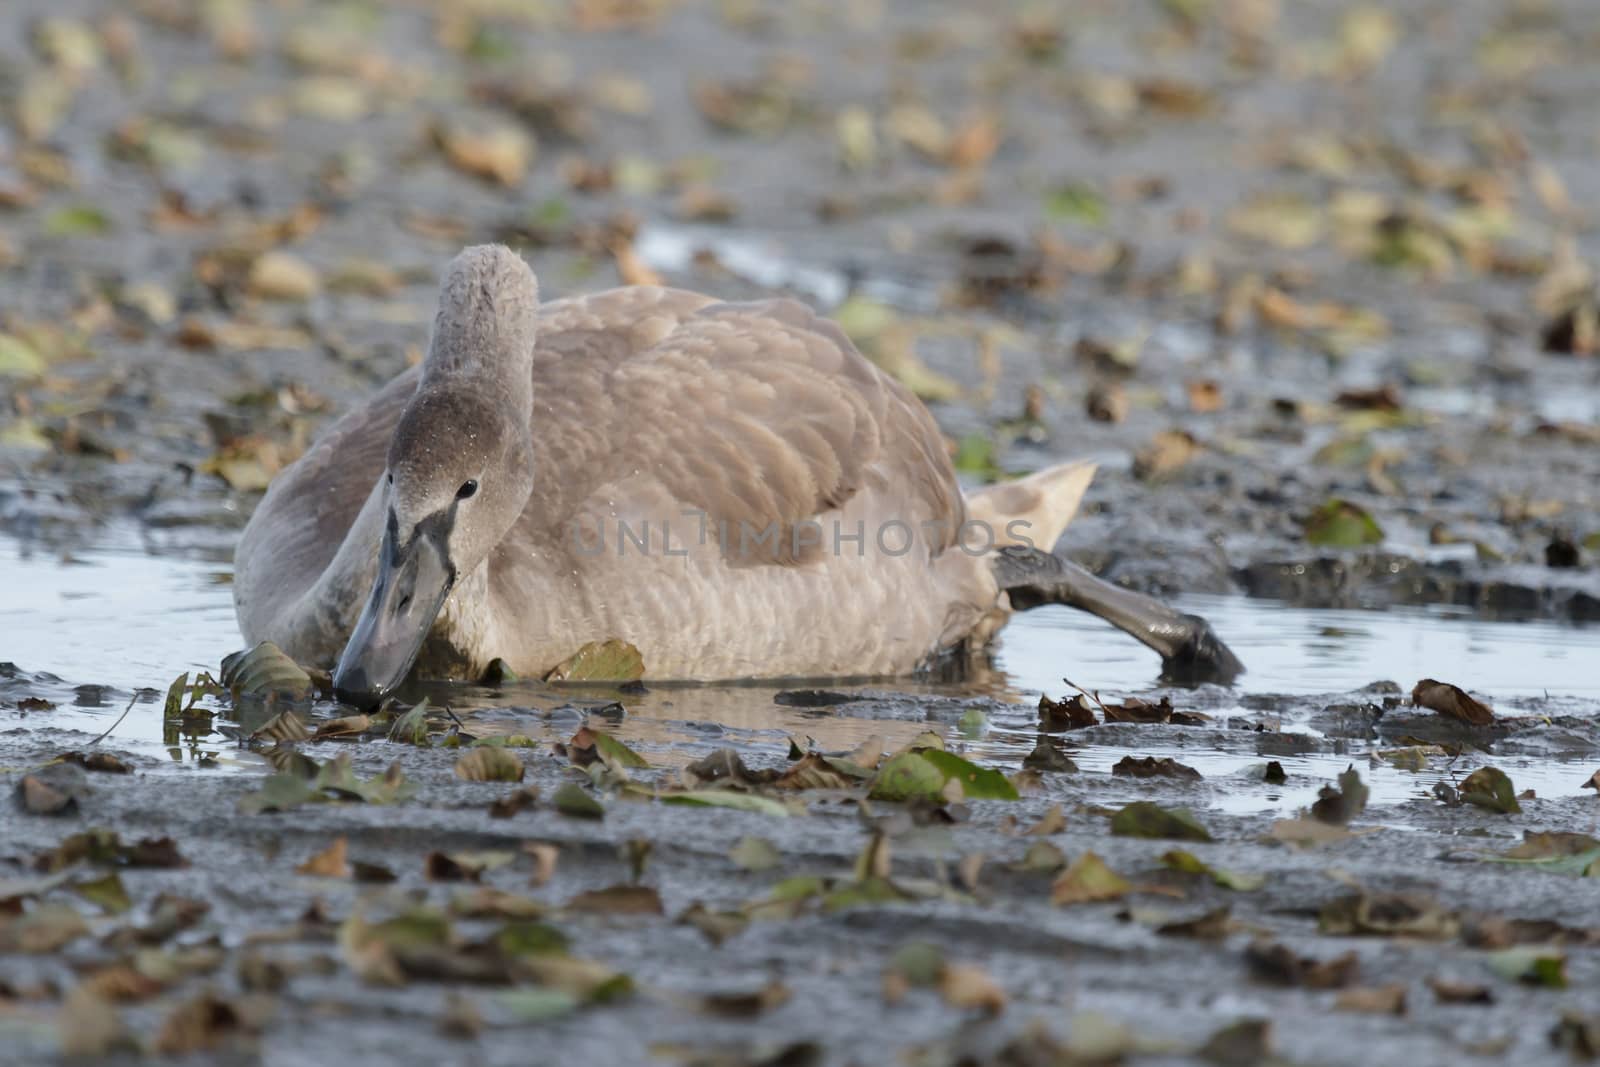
top-left (1110, 802), bottom-right (1213, 841)
top-left (544, 639), bottom-right (645, 682)
top-left (162, 673), bottom-right (188, 719)
top-left (1460, 767), bottom-right (1521, 815)
top-left (1044, 182), bottom-right (1106, 226)
top-left (590, 729), bottom-right (649, 769)
top-left (387, 700), bottom-right (430, 745)
top-left (729, 836), bottom-right (782, 871)
top-left (0, 334), bottom-right (46, 378)
top-left (919, 749), bottom-right (1019, 800)
top-left (493, 921), bottom-right (570, 959)
top-left (1303, 498), bottom-right (1383, 548)
top-left (868, 752), bottom-right (947, 801)
top-left (661, 791), bottom-right (789, 817)
top-left (453, 748), bottom-right (524, 783)
top-left (1160, 849), bottom-right (1265, 891)
top-left (72, 872), bottom-right (130, 914)
top-left (1486, 948), bottom-right (1566, 988)
top-left (43, 204), bottom-right (112, 236)
top-left (956, 708), bottom-right (988, 738)
top-left (1051, 851), bottom-right (1131, 905)
top-left (552, 782), bottom-right (604, 819)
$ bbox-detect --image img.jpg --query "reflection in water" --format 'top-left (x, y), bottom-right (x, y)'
top-left (1, 538), bottom-right (1595, 810)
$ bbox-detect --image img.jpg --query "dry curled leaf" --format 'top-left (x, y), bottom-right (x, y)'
top-left (1411, 679), bottom-right (1495, 726)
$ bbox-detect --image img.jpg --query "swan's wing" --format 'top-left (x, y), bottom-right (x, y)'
top-left (553, 297), bottom-right (964, 565)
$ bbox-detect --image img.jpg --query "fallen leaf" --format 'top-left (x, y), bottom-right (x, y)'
top-left (1157, 906), bottom-right (1233, 940)
top-left (313, 713), bottom-right (370, 739)
top-left (566, 885), bottom-right (663, 916)
top-left (938, 962), bottom-right (1006, 1015)
top-left (1304, 498), bottom-right (1383, 548)
top-left (1161, 850), bottom-right (1265, 891)
top-left (1050, 852), bottom-right (1131, 905)
top-left (220, 643), bottom-right (313, 702)
top-left (454, 748), bottom-right (525, 783)
top-left (1429, 977), bottom-right (1493, 1004)
top-left (1319, 893), bottom-right (1458, 940)
top-left (567, 726), bottom-right (648, 770)
top-left (1311, 764), bottom-right (1369, 825)
top-left (1110, 802), bottom-right (1212, 842)
top-left (248, 251), bottom-right (319, 301)
top-left (1244, 940), bottom-right (1358, 989)
top-left (1486, 948), bottom-right (1566, 988)
top-left (545, 639), bottom-right (645, 682)
top-left (1133, 429), bottom-right (1200, 481)
top-left (1334, 984), bottom-right (1407, 1014)
top-left (1460, 767), bottom-right (1520, 814)
top-left (729, 836), bottom-right (781, 871)
top-left (489, 786), bottom-right (541, 819)
top-left (699, 980), bottom-right (791, 1018)
top-left (552, 783), bottom-right (604, 819)
top-left (1112, 756), bottom-right (1201, 780)
top-left (426, 850), bottom-right (516, 882)
top-left (296, 837), bottom-right (351, 878)
top-left (1411, 679), bottom-right (1495, 726)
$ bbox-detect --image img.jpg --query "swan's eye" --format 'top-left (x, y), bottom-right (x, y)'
top-left (457, 479), bottom-right (479, 500)
top-left (386, 472), bottom-right (393, 486)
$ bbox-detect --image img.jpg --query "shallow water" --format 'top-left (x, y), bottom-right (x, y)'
top-left (2, 536), bottom-right (1595, 811)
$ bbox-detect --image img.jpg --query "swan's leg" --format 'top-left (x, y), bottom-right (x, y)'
top-left (992, 545), bottom-right (1243, 684)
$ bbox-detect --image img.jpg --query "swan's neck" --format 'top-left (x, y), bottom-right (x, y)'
top-left (283, 478), bottom-right (388, 666)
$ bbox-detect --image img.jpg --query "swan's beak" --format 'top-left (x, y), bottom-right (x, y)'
top-left (333, 513), bottom-right (454, 708)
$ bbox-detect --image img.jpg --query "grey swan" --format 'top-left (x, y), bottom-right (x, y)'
top-left (231, 245), bottom-right (1241, 706)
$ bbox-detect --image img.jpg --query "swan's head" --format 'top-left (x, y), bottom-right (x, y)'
top-left (333, 245), bottom-right (537, 707)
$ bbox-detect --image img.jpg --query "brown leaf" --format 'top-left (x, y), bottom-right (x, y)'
top-left (1133, 431), bottom-right (1200, 481)
top-left (1112, 756), bottom-right (1201, 780)
top-left (58, 987), bottom-right (132, 1058)
top-left (523, 843), bottom-right (559, 887)
top-left (1050, 852), bottom-right (1131, 905)
top-left (17, 774), bottom-right (77, 815)
top-left (1186, 379), bottom-right (1223, 413)
top-left (1245, 940), bottom-right (1358, 989)
top-left (425, 850), bottom-right (515, 882)
top-left (699, 980), bottom-right (790, 1018)
top-left (938, 963), bottom-right (1006, 1015)
top-left (774, 753), bottom-right (855, 790)
top-left (1157, 906), bottom-right (1233, 940)
top-left (1334, 984), bottom-right (1407, 1015)
top-left (295, 837), bottom-right (350, 878)
top-left (312, 713), bottom-right (370, 739)
top-left (1039, 693), bottom-right (1097, 729)
top-left (1429, 977), bottom-right (1493, 1004)
top-left (565, 885), bottom-right (663, 916)
top-left (152, 993), bottom-right (258, 1056)
top-left (1084, 380), bottom-right (1128, 424)
top-left (489, 786), bottom-right (541, 818)
top-left (1411, 679), bottom-right (1494, 726)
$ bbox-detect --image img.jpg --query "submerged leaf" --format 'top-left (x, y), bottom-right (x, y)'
top-left (1110, 802), bottom-right (1212, 842)
top-left (545, 639), bottom-right (645, 682)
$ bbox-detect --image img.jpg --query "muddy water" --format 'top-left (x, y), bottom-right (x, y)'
top-left (3, 536), bottom-right (1594, 812)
